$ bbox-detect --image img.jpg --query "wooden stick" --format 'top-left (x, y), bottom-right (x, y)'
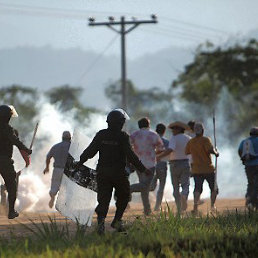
top-left (213, 110), bottom-right (218, 192)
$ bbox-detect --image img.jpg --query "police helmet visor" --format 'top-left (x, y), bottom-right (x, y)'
top-left (9, 105), bottom-right (18, 117)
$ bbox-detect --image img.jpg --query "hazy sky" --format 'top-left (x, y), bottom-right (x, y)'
top-left (1, 0), bottom-right (258, 59)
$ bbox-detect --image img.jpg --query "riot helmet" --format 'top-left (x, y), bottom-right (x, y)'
top-left (0, 105), bottom-right (18, 123)
top-left (106, 108), bottom-right (130, 129)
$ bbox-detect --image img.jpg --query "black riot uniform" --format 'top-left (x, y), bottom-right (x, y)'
top-left (0, 105), bottom-right (31, 219)
top-left (78, 109), bottom-right (147, 233)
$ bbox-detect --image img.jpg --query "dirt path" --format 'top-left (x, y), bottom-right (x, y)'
top-left (0, 198), bottom-right (246, 238)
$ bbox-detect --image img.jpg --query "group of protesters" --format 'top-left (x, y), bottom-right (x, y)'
top-left (129, 117), bottom-right (219, 216)
top-left (41, 111), bottom-right (221, 233)
top-left (0, 105), bottom-right (258, 235)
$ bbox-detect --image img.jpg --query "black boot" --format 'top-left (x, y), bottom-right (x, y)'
top-left (8, 210), bottom-right (19, 219)
top-left (111, 219), bottom-right (126, 232)
top-left (97, 217), bottom-right (105, 235)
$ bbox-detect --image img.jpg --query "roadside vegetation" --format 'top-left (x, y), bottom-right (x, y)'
top-left (0, 210), bottom-right (257, 257)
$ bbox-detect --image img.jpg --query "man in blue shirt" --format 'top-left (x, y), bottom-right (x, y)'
top-left (150, 123), bottom-right (169, 211)
top-left (238, 127), bottom-right (258, 210)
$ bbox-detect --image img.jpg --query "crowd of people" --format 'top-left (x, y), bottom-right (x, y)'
top-left (0, 105), bottom-right (257, 235)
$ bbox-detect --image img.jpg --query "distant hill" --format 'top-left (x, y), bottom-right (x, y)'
top-left (0, 45), bottom-right (194, 108)
top-left (1, 29), bottom-right (257, 109)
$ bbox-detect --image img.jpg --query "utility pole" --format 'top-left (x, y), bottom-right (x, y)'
top-left (89, 15), bottom-right (158, 111)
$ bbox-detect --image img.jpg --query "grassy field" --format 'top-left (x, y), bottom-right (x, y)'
top-left (0, 208), bottom-right (257, 257)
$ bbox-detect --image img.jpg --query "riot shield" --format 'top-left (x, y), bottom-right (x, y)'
top-left (13, 146), bottom-right (26, 172)
top-left (56, 129), bottom-right (98, 226)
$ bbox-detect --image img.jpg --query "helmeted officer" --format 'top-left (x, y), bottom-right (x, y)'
top-left (77, 109), bottom-right (150, 234)
top-left (0, 105), bottom-right (32, 219)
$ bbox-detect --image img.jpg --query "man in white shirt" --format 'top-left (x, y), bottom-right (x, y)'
top-left (43, 131), bottom-right (71, 208)
top-left (157, 121), bottom-right (191, 214)
top-left (130, 117), bottom-right (164, 215)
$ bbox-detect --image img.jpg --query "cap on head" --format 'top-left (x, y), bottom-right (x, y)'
top-left (62, 131), bottom-right (71, 140)
top-left (194, 122), bottom-right (204, 135)
top-left (250, 127), bottom-right (258, 136)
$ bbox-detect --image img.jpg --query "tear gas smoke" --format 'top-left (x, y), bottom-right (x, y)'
top-left (11, 90), bottom-right (247, 213)
top-left (159, 88), bottom-right (246, 203)
top-left (13, 101), bottom-right (106, 212)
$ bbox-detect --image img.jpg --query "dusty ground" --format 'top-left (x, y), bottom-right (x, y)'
top-left (0, 198), bottom-right (246, 238)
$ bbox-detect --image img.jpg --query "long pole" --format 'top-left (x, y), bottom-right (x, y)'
top-left (213, 110), bottom-right (218, 192)
top-left (29, 121), bottom-right (39, 149)
top-left (121, 16), bottom-right (127, 111)
top-left (89, 15), bottom-right (158, 111)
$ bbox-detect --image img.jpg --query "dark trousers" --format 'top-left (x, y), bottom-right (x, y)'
top-left (0, 158), bottom-right (17, 212)
top-left (193, 173), bottom-right (217, 194)
top-left (245, 165), bottom-right (258, 208)
top-left (95, 168), bottom-right (130, 221)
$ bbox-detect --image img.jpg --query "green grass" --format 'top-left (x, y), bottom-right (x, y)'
top-left (0, 210), bottom-right (257, 257)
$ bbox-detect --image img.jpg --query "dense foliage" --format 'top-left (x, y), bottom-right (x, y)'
top-left (172, 39), bottom-right (258, 136)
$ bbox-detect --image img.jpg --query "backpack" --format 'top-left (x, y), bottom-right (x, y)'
top-left (241, 139), bottom-right (258, 163)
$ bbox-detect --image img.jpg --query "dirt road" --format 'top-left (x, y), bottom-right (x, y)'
top-left (0, 198), bottom-right (246, 238)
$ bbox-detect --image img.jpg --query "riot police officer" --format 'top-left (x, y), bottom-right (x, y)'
top-left (0, 105), bottom-right (32, 219)
top-left (77, 109), bottom-right (150, 234)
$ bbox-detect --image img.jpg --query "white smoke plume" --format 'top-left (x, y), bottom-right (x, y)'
top-left (10, 90), bottom-right (248, 213)
top-left (13, 101), bottom-right (106, 212)
top-left (160, 88), bottom-right (247, 202)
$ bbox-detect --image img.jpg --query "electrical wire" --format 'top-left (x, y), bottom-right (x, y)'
top-left (0, 2), bottom-right (231, 49)
top-left (0, 7), bottom-right (223, 44)
top-left (159, 23), bottom-right (224, 39)
top-left (141, 27), bottom-right (204, 43)
top-left (154, 27), bottom-right (217, 41)
top-left (160, 16), bottom-right (229, 35)
top-left (0, 2), bottom-right (230, 36)
top-left (75, 34), bottom-right (119, 85)
top-left (0, 6), bottom-right (88, 20)
top-left (0, 2), bottom-right (119, 16)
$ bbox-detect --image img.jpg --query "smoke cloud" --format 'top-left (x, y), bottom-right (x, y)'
top-left (13, 101), bottom-right (106, 212)
top-left (10, 90), bottom-right (248, 213)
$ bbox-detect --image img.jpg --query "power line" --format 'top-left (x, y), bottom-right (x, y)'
top-left (161, 16), bottom-right (229, 35)
top-left (89, 15), bottom-right (158, 111)
top-left (159, 23), bottom-right (224, 39)
top-left (0, 2), bottom-right (118, 16)
top-left (76, 34), bottom-right (119, 85)
top-left (141, 27), bottom-right (203, 43)
top-left (154, 27), bottom-right (218, 41)
top-left (0, 2), bottom-right (231, 36)
top-left (0, 6), bottom-right (222, 42)
top-left (0, 7), bottom-right (87, 20)
top-left (0, 4), bottom-right (218, 45)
